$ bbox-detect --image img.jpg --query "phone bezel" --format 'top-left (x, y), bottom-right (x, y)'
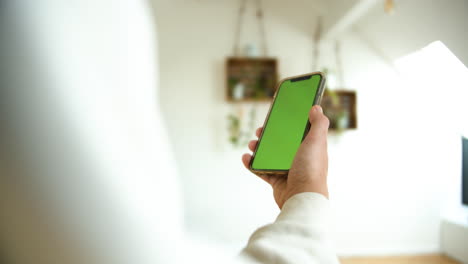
top-left (249, 71), bottom-right (327, 176)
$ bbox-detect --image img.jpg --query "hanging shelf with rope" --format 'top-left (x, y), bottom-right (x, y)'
top-left (312, 17), bottom-right (357, 130)
top-left (226, 0), bottom-right (278, 102)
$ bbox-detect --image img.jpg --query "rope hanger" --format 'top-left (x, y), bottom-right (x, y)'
top-left (232, 0), bottom-right (268, 57)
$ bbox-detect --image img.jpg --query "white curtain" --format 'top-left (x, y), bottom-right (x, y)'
top-left (0, 1), bottom-right (184, 263)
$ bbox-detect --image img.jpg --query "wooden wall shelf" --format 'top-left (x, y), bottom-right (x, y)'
top-left (225, 57), bottom-right (278, 102)
top-left (321, 90), bottom-right (357, 130)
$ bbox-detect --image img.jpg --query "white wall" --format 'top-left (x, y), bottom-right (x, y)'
top-left (153, 0), bottom-right (466, 256)
top-left (321, 36), bottom-right (464, 256)
top-left (352, 0), bottom-right (468, 66)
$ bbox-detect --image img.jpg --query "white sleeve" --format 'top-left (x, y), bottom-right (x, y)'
top-left (239, 192), bottom-right (340, 264)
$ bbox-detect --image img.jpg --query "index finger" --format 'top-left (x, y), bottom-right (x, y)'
top-left (256, 127), bottom-right (263, 138)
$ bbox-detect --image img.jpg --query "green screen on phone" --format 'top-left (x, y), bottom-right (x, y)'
top-left (251, 74), bottom-right (322, 170)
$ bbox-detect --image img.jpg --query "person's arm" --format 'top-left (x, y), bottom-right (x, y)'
top-left (240, 192), bottom-right (338, 264)
top-left (239, 106), bottom-right (339, 264)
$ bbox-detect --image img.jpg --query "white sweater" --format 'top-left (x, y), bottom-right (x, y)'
top-left (240, 192), bottom-right (339, 264)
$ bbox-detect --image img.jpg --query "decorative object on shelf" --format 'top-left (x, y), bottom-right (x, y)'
top-left (322, 89), bottom-right (357, 130)
top-left (226, 57), bottom-right (277, 101)
top-left (226, 0), bottom-right (275, 147)
top-left (384, 0), bottom-right (395, 14)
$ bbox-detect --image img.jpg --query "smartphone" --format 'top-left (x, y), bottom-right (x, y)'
top-left (249, 72), bottom-right (326, 176)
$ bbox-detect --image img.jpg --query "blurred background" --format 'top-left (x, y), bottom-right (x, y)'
top-left (155, 0), bottom-right (468, 259)
top-left (1, 0), bottom-right (468, 263)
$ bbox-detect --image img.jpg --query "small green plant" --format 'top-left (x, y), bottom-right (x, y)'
top-left (227, 106), bottom-right (257, 147)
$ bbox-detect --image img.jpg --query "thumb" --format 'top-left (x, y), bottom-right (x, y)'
top-left (304, 105), bottom-right (329, 142)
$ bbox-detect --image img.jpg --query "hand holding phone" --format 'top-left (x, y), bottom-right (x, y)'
top-left (242, 105), bottom-right (330, 208)
top-left (250, 72), bottom-right (326, 175)
top-left (242, 72), bottom-right (330, 208)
